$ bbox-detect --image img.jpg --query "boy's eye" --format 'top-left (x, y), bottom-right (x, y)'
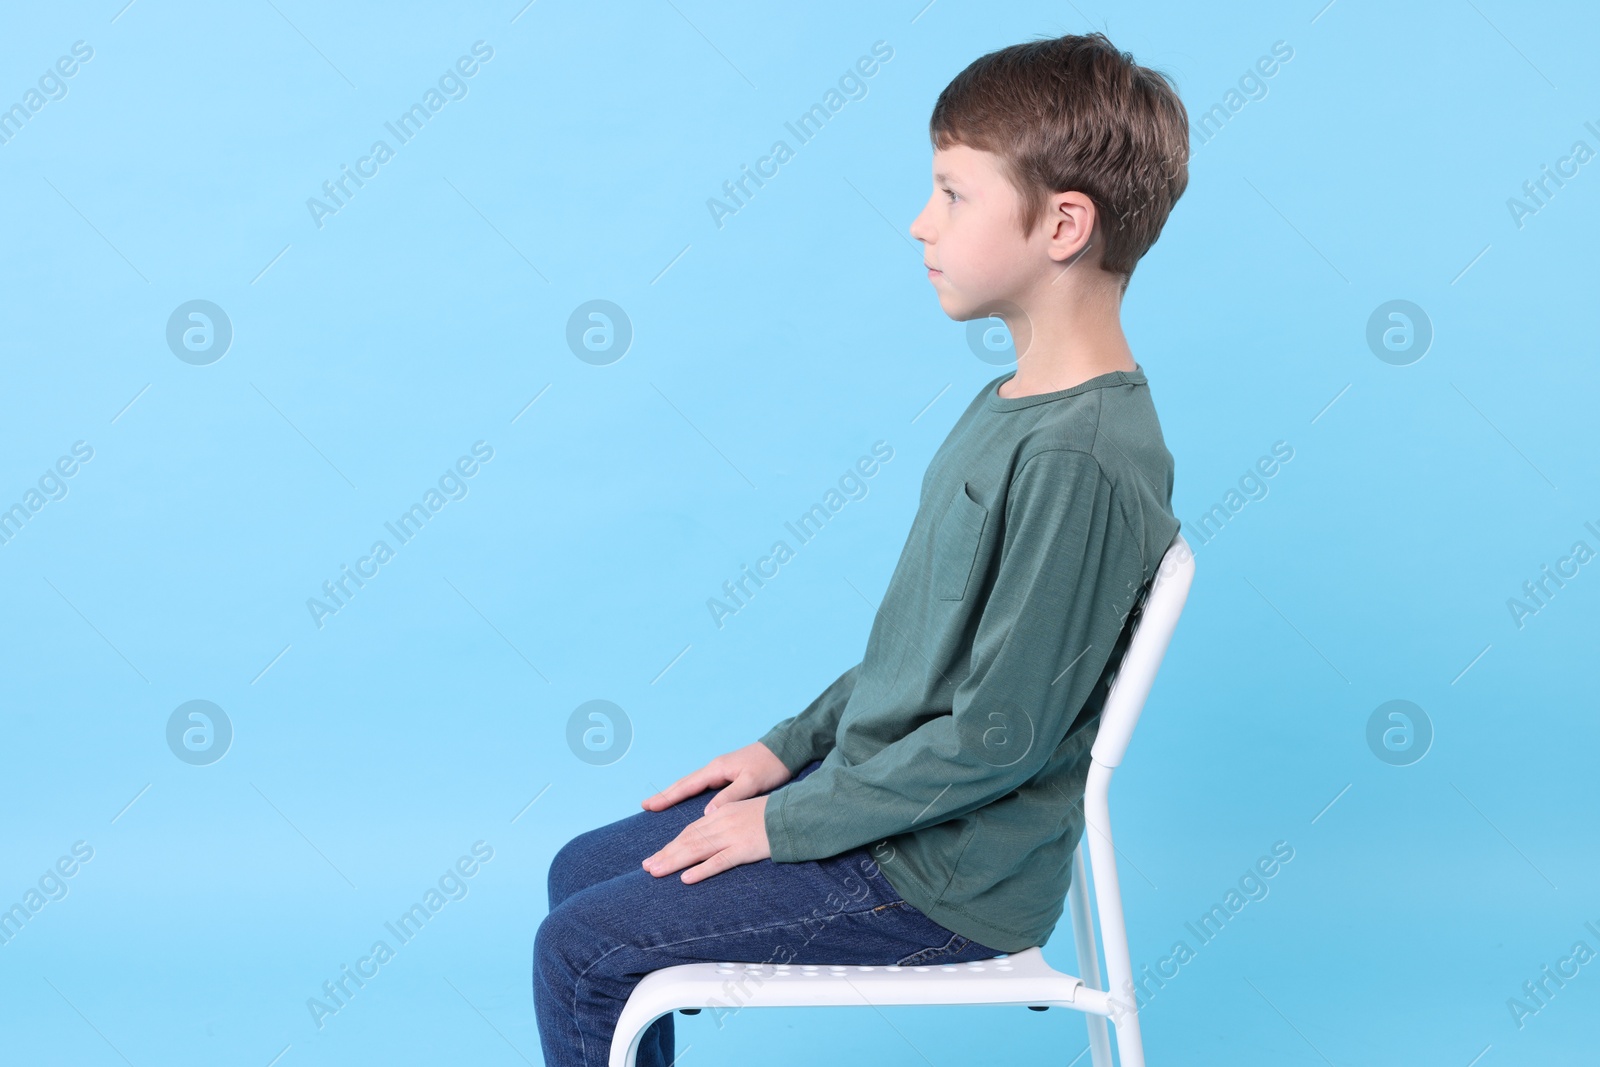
top-left (943, 187), bottom-right (959, 203)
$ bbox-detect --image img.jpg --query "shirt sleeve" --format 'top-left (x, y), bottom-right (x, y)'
top-left (763, 449), bottom-right (1146, 863)
top-left (756, 662), bottom-right (861, 776)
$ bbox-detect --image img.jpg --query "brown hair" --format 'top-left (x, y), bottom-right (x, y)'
top-left (929, 32), bottom-right (1189, 287)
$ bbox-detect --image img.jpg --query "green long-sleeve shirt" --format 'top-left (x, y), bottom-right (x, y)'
top-left (759, 365), bottom-right (1181, 953)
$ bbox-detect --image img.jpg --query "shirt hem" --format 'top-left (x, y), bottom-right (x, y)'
top-left (878, 858), bottom-right (1047, 955)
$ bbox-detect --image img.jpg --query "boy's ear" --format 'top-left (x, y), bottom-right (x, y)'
top-left (1046, 190), bottom-right (1099, 267)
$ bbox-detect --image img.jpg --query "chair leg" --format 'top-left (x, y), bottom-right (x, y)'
top-left (1083, 758), bottom-right (1146, 1067)
top-left (610, 1007), bottom-right (667, 1067)
top-left (1068, 846), bottom-right (1114, 1067)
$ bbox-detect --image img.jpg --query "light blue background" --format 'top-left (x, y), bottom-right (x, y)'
top-left (3, 1), bottom-right (1597, 1064)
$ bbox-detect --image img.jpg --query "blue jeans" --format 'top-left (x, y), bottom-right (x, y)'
top-left (533, 758), bottom-right (1005, 1067)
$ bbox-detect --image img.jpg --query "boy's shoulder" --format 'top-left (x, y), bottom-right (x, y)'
top-left (1007, 370), bottom-right (1180, 559)
top-left (1002, 370), bottom-right (1171, 477)
top-left (942, 368), bottom-right (1175, 504)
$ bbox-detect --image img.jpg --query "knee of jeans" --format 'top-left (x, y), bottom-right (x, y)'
top-left (534, 900), bottom-right (589, 967)
top-left (547, 831), bottom-right (597, 910)
top-left (535, 903), bottom-right (631, 987)
top-left (532, 911), bottom-right (572, 990)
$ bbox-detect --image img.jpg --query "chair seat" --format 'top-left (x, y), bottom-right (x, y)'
top-left (609, 946), bottom-right (1114, 1064)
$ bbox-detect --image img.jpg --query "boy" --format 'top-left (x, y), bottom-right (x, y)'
top-left (535, 31), bottom-right (1187, 1067)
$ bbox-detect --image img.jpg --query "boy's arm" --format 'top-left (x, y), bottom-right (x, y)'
top-left (756, 663), bottom-right (861, 776)
top-left (763, 449), bottom-right (1146, 862)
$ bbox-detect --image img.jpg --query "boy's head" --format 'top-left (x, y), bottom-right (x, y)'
top-left (911, 33), bottom-right (1188, 319)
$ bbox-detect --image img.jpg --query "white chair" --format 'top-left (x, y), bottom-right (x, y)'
top-left (610, 533), bottom-right (1196, 1067)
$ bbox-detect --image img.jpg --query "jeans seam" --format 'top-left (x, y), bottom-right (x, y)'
top-left (565, 876), bottom-right (914, 1064)
top-left (643, 899), bottom-right (905, 953)
top-left (571, 904), bottom-right (906, 1064)
top-left (572, 940), bottom-right (630, 1067)
top-left (895, 932), bottom-right (972, 967)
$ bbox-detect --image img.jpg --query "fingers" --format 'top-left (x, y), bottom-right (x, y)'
top-left (643, 810), bottom-right (716, 876)
top-left (679, 850), bottom-right (738, 885)
top-left (641, 848), bottom-right (679, 877)
top-left (704, 774), bottom-right (759, 815)
top-left (646, 841), bottom-right (732, 884)
top-left (643, 834), bottom-right (708, 878)
top-left (641, 761), bottom-right (725, 810)
top-left (645, 799), bottom-right (768, 883)
top-left (641, 829), bottom-right (685, 875)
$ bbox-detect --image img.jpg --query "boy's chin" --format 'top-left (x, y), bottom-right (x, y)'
top-left (946, 295), bottom-right (1028, 326)
top-left (932, 292), bottom-right (988, 322)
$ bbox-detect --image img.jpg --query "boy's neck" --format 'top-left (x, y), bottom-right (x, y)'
top-left (994, 275), bottom-right (1136, 399)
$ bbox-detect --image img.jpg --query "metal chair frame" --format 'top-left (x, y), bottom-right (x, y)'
top-left (609, 533), bottom-right (1196, 1067)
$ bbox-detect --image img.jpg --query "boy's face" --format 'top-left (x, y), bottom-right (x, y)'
top-left (910, 144), bottom-right (1041, 321)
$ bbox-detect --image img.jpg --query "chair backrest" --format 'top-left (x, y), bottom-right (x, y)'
top-left (1089, 533), bottom-right (1195, 770)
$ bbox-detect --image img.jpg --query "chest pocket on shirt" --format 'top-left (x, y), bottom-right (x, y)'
top-left (933, 483), bottom-right (988, 601)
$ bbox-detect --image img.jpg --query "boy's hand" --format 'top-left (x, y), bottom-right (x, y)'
top-left (640, 795), bottom-right (770, 883)
top-left (640, 741), bottom-right (793, 817)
